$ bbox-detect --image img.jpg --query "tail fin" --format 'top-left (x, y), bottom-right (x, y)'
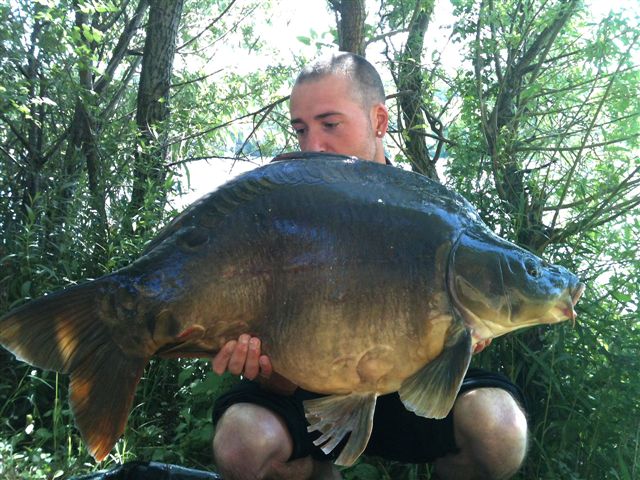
top-left (0, 282), bottom-right (148, 461)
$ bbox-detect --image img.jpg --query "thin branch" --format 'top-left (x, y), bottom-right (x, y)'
top-left (526, 65), bottom-right (639, 101)
top-left (97, 0), bottom-right (132, 32)
top-left (100, 54), bottom-right (142, 120)
top-left (165, 95), bottom-right (289, 148)
top-left (94, 0), bottom-right (149, 95)
top-left (474, 0), bottom-right (504, 198)
top-left (488, 0), bottom-right (503, 84)
top-left (385, 90), bottom-right (415, 101)
top-left (557, 198), bottom-right (640, 243)
top-left (365, 27), bottom-right (410, 46)
top-left (547, 165), bottom-right (640, 245)
top-left (514, 135), bottom-right (640, 152)
top-left (544, 177), bottom-right (640, 211)
top-left (522, 111), bottom-right (640, 144)
top-left (166, 154), bottom-right (260, 168)
top-left (42, 129), bottom-right (70, 163)
top-left (385, 126), bottom-right (454, 145)
top-left (176, 0), bottom-right (237, 52)
top-left (0, 113), bottom-right (31, 152)
top-left (549, 28), bottom-right (640, 231)
top-left (171, 69), bottom-right (223, 89)
top-left (180, 4), bottom-right (259, 57)
top-left (0, 145), bottom-right (21, 167)
top-left (235, 98), bottom-right (281, 157)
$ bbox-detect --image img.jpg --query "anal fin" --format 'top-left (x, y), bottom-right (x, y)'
top-left (304, 392), bottom-right (377, 466)
top-left (398, 322), bottom-right (472, 419)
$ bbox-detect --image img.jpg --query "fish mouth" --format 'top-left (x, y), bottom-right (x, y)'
top-left (561, 282), bottom-right (585, 327)
top-left (572, 282), bottom-right (585, 306)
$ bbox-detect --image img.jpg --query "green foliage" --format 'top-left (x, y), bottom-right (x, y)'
top-left (442, 2), bottom-right (640, 478)
top-left (0, 438), bottom-right (65, 480)
top-left (342, 459), bottom-right (433, 479)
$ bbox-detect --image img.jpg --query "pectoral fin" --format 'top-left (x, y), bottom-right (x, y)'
top-left (398, 322), bottom-right (472, 419)
top-left (304, 392), bottom-right (377, 466)
top-left (156, 324), bottom-right (207, 358)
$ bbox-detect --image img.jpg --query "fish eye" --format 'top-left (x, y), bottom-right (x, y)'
top-left (525, 258), bottom-right (541, 278)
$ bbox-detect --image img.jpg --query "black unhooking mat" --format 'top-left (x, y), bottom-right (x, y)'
top-left (70, 461), bottom-right (222, 480)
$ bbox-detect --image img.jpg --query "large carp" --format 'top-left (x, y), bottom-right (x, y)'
top-left (0, 153), bottom-right (584, 466)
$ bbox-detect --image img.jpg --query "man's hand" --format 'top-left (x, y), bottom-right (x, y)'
top-left (211, 334), bottom-right (298, 395)
top-left (473, 338), bottom-right (492, 354)
top-left (212, 334), bottom-right (272, 380)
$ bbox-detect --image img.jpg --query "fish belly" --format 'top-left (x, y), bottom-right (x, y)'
top-left (258, 286), bottom-right (455, 395)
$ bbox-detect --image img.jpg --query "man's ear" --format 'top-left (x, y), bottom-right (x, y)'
top-left (371, 103), bottom-right (389, 135)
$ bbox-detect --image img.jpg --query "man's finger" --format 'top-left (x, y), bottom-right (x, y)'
top-left (227, 334), bottom-right (251, 375)
top-left (258, 354), bottom-right (273, 379)
top-left (242, 337), bottom-right (262, 380)
top-left (212, 340), bottom-right (237, 375)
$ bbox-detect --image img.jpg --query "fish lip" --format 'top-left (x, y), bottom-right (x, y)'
top-left (563, 282), bottom-right (585, 327)
top-left (572, 282), bottom-right (585, 306)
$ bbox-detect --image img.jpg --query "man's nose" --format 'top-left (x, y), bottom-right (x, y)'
top-left (301, 129), bottom-right (326, 152)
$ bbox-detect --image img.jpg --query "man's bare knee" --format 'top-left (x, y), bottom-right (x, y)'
top-left (458, 388), bottom-right (527, 478)
top-left (435, 388), bottom-right (528, 480)
top-left (213, 403), bottom-right (293, 479)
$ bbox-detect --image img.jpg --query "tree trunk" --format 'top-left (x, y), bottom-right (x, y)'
top-left (21, 10), bottom-right (46, 214)
top-left (126, 0), bottom-right (184, 234)
top-left (328, 0), bottom-right (366, 56)
top-left (51, 0), bottom-right (149, 265)
top-left (396, 0), bottom-right (439, 180)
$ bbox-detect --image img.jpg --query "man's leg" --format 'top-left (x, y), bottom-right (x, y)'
top-left (433, 388), bottom-right (528, 480)
top-left (213, 403), bottom-right (341, 480)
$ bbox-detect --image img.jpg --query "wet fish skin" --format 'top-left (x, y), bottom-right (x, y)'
top-left (449, 229), bottom-right (583, 341)
top-left (0, 153), bottom-right (584, 465)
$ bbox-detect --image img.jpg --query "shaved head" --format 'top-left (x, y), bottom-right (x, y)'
top-left (294, 52), bottom-right (386, 109)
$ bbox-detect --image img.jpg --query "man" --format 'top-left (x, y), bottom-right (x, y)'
top-left (210, 53), bottom-right (528, 480)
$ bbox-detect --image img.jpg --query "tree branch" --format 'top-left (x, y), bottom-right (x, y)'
top-left (0, 113), bottom-right (31, 152)
top-left (549, 28), bottom-right (640, 231)
top-left (0, 145), bottom-right (21, 167)
top-left (165, 95), bottom-right (289, 148)
top-left (96, 0), bottom-right (132, 32)
top-left (365, 28), bottom-right (410, 46)
top-left (514, 135), bottom-right (639, 152)
top-left (94, 0), bottom-right (149, 95)
top-left (171, 69), bottom-right (223, 89)
top-left (177, 0), bottom-right (237, 52)
top-left (166, 154), bottom-right (262, 168)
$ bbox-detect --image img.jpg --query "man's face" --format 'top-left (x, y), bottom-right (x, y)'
top-left (289, 74), bottom-right (386, 164)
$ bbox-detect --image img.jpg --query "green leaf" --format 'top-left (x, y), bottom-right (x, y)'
top-left (616, 447), bottom-right (632, 480)
top-left (178, 364), bottom-right (195, 386)
top-left (344, 462), bottom-right (382, 480)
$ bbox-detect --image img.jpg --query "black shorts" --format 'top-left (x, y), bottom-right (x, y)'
top-left (212, 368), bottom-right (526, 463)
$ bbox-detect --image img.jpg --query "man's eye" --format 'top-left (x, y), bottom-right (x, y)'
top-left (324, 122), bottom-right (339, 129)
top-left (293, 127), bottom-right (305, 135)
